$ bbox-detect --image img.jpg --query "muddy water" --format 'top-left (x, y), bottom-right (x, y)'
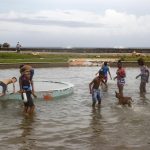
top-left (0, 67), bottom-right (150, 150)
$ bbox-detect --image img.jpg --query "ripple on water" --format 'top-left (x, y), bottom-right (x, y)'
top-left (0, 67), bottom-right (150, 150)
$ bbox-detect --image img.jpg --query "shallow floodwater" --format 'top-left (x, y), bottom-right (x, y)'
top-left (0, 67), bottom-right (150, 150)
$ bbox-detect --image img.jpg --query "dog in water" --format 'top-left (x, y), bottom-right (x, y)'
top-left (115, 91), bottom-right (133, 107)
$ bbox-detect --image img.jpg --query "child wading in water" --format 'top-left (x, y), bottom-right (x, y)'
top-left (114, 60), bottom-right (126, 97)
top-left (89, 70), bottom-right (107, 108)
top-left (136, 58), bottom-right (149, 93)
top-left (19, 64), bottom-right (36, 97)
top-left (19, 71), bottom-right (36, 115)
top-left (96, 61), bottom-right (112, 85)
top-left (0, 77), bottom-right (17, 96)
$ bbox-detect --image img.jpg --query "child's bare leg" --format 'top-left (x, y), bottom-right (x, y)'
top-left (143, 83), bottom-right (146, 93)
top-left (118, 85), bottom-right (123, 97)
top-left (23, 106), bottom-right (28, 113)
top-left (140, 82), bottom-right (146, 93)
top-left (98, 99), bottom-right (101, 107)
top-left (92, 101), bottom-right (96, 107)
top-left (30, 105), bottom-right (35, 114)
top-left (26, 107), bottom-right (31, 114)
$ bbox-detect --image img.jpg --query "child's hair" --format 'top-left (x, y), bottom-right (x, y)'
top-left (117, 60), bottom-right (122, 64)
top-left (19, 64), bottom-right (24, 68)
top-left (104, 61), bottom-right (108, 66)
top-left (117, 60), bottom-right (122, 67)
top-left (12, 77), bottom-right (17, 81)
top-left (99, 68), bottom-right (104, 77)
top-left (137, 58), bottom-right (144, 66)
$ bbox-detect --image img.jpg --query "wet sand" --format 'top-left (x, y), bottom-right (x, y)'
top-left (0, 62), bottom-right (69, 69)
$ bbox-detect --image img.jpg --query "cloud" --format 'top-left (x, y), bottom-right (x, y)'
top-left (0, 9), bottom-right (150, 30)
top-left (0, 10), bottom-right (104, 28)
top-left (0, 9), bottom-right (150, 47)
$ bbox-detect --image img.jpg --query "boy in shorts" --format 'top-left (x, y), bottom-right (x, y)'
top-left (89, 70), bottom-right (107, 107)
top-left (19, 72), bottom-right (35, 114)
top-left (0, 77), bottom-right (17, 96)
top-left (96, 61), bottom-right (112, 84)
top-left (19, 64), bottom-right (36, 97)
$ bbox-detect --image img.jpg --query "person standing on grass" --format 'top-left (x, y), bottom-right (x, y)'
top-left (16, 42), bottom-right (21, 53)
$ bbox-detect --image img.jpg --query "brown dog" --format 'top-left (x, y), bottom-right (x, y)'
top-left (115, 91), bottom-right (133, 107)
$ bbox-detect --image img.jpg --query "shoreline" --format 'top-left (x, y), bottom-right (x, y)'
top-left (0, 62), bottom-right (69, 69)
top-left (0, 61), bottom-right (149, 69)
top-left (69, 59), bottom-right (150, 67)
top-left (1, 47), bottom-right (150, 53)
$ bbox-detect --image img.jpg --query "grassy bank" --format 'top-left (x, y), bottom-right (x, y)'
top-left (0, 52), bottom-right (150, 63)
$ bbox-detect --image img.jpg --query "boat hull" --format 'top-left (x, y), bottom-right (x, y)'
top-left (0, 82), bottom-right (74, 101)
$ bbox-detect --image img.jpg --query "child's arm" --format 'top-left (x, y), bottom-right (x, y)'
top-left (101, 79), bottom-right (107, 87)
top-left (95, 69), bottom-right (100, 76)
top-left (113, 76), bottom-right (117, 80)
top-left (11, 79), bottom-right (16, 93)
top-left (136, 74), bottom-right (141, 79)
top-left (18, 77), bottom-right (23, 93)
top-left (146, 68), bottom-right (149, 82)
top-left (95, 71), bottom-right (99, 76)
top-left (12, 83), bottom-right (15, 93)
top-left (89, 80), bottom-right (94, 94)
top-left (31, 80), bottom-right (37, 98)
top-left (108, 68), bottom-right (112, 80)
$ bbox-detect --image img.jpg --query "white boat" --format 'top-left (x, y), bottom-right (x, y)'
top-left (0, 81), bottom-right (74, 101)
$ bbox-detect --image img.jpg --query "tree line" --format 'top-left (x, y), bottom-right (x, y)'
top-left (0, 42), bottom-right (10, 48)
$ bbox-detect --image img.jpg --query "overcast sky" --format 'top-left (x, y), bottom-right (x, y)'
top-left (0, 0), bottom-right (150, 48)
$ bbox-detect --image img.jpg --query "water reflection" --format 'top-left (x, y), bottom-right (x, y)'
top-left (90, 107), bottom-right (102, 134)
top-left (1, 67), bottom-right (150, 149)
top-left (0, 100), bottom-right (9, 109)
top-left (89, 107), bottom-right (107, 150)
top-left (139, 93), bottom-right (149, 105)
top-left (20, 114), bottom-right (36, 150)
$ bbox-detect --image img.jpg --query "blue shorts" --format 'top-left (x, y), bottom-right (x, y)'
top-left (92, 89), bottom-right (101, 103)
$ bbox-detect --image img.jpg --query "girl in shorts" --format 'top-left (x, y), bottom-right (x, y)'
top-left (114, 60), bottom-right (126, 97)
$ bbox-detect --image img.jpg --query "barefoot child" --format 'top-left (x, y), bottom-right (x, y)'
top-left (136, 58), bottom-right (149, 93)
top-left (0, 77), bottom-right (17, 96)
top-left (19, 72), bottom-right (35, 114)
top-left (114, 60), bottom-right (126, 97)
top-left (19, 64), bottom-right (36, 97)
top-left (96, 61), bottom-right (112, 84)
top-left (89, 71), bottom-right (107, 107)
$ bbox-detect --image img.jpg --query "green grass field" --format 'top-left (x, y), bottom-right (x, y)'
top-left (0, 52), bottom-right (149, 63)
